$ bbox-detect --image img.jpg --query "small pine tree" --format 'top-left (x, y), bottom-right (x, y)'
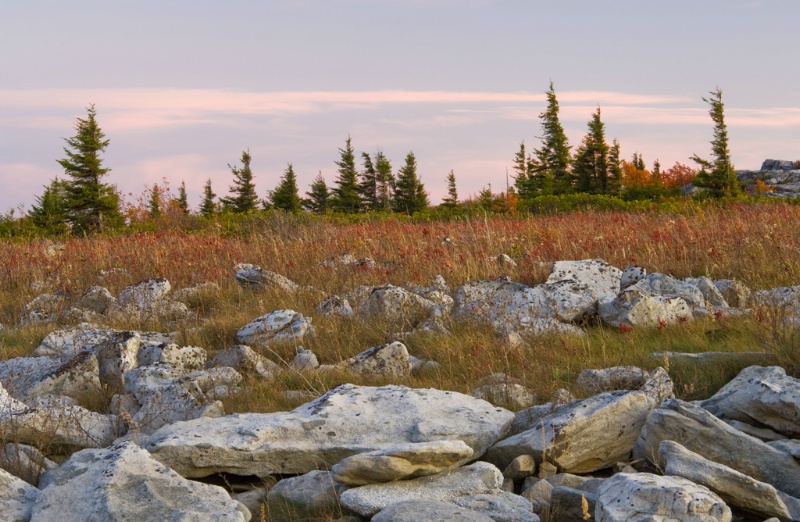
top-left (691, 88), bottom-right (741, 198)
top-left (332, 136), bottom-right (361, 213)
top-left (303, 172), bottom-right (330, 213)
top-left (29, 178), bottom-right (70, 234)
top-left (148, 184), bottom-right (162, 219)
top-left (358, 152), bottom-right (380, 210)
top-left (220, 149), bottom-right (259, 213)
top-left (58, 105), bottom-right (121, 234)
top-left (512, 142), bottom-right (530, 197)
top-left (607, 139), bottom-right (622, 195)
top-left (652, 159), bottom-right (662, 188)
top-left (199, 179), bottom-right (217, 217)
top-left (393, 151), bottom-right (429, 215)
top-left (572, 107), bottom-right (610, 194)
top-left (270, 163), bottom-right (302, 213)
top-left (177, 180), bottom-right (189, 213)
top-left (441, 170), bottom-right (459, 208)
top-left (375, 149), bottom-right (394, 211)
top-left (477, 184), bottom-right (495, 210)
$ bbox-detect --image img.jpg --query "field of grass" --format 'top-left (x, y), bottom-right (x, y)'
top-left (2, 202), bottom-right (800, 413)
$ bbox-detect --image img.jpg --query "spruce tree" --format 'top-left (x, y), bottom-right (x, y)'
top-left (57, 105), bottom-right (120, 234)
top-left (177, 181), bottom-right (189, 213)
top-left (220, 149), bottom-right (259, 213)
top-left (332, 136), bottom-right (361, 213)
top-left (148, 184), bottom-right (162, 219)
top-left (691, 88), bottom-right (741, 198)
top-left (512, 142), bottom-right (530, 198)
top-left (652, 159), bottom-right (662, 188)
top-left (533, 82), bottom-right (572, 195)
top-left (441, 170), bottom-right (459, 208)
top-left (358, 152), bottom-right (380, 210)
top-left (200, 179), bottom-right (217, 217)
top-left (393, 152), bottom-right (429, 215)
top-left (374, 149), bottom-right (394, 211)
top-left (303, 172), bottom-right (330, 213)
top-left (572, 107), bottom-right (610, 194)
top-left (270, 163), bottom-right (302, 213)
top-left (29, 178), bottom-right (69, 234)
top-left (607, 139), bottom-right (622, 195)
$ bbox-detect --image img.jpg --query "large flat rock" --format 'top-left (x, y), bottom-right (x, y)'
top-left (147, 384), bottom-right (514, 478)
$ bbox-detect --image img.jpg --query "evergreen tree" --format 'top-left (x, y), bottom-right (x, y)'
top-left (572, 107), bottom-right (610, 194)
top-left (220, 149), bottom-right (259, 213)
top-left (477, 184), bottom-right (495, 210)
top-left (358, 152), bottom-right (380, 210)
top-left (177, 181), bottom-right (189, 213)
top-left (374, 149), bottom-right (394, 211)
top-left (57, 105), bottom-right (120, 234)
top-left (607, 139), bottom-right (622, 195)
top-left (512, 142), bottom-right (531, 198)
top-left (533, 82), bottom-right (572, 195)
top-left (691, 88), bottom-right (741, 198)
top-left (270, 163), bottom-right (302, 213)
top-left (148, 184), bottom-right (162, 219)
top-left (29, 178), bottom-right (69, 234)
top-left (632, 152), bottom-right (646, 171)
top-left (441, 170), bottom-right (459, 208)
top-left (393, 152), bottom-right (429, 215)
top-left (200, 179), bottom-right (217, 217)
top-left (303, 172), bottom-right (330, 213)
top-left (332, 136), bottom-right (361, 213)
top-left (652, 159), bottom-right (662, 188)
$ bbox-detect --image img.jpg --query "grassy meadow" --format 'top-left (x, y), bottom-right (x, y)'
top-left (2, 202), bottom-right (800, 414)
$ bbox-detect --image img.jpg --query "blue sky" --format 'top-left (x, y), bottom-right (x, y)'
top-left (2, 0), bottom-right (799, 212)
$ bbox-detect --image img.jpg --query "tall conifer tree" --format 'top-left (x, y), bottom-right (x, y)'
top-left (393, 152), bottom-right (429, 215)
top-left (691, 88), bottom-right (741, 198)
top-left (572, 107), bottom-right (610, 194)
top-left (441, 170), bottom-right (459, 208)
top-left (303, 172), bottom-right (330, 213)
top-left (332, 136), bottom-right (361, 213)
top-left (200, 179), bottom-right (217, 217)
top-left (534, 82), bottom-right (572, 195)
top-left (221, 150), bottom-right (259, 213)
top-left (270, 163), bottom-right (302, 213)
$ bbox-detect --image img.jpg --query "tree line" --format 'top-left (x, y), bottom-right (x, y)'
top-left (22, 85), bottom-right (741, 235)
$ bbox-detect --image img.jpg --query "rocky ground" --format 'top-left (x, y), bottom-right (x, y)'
top-left (2, 257), bottom-right (800, 521)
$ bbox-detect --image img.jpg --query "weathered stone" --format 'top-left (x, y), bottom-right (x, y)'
top-left (576, 366), bottom-right (647, 393)
top-left (208, 345), bottom-right (278, 379)
top-left (138, 343), bottom-right (206, 370)
top-left (701, 365), bottom-right (800, 438)
top-left (471, 374), bottom-right (536, 410)
top-left (547, 259), bottom-right (621, 298)
top-left (236, 309), bottom-right (313, 347)
top-left (358, 284), bottom-right (438, 328)
top-left (600, 473), bottom-right (731, 521)
top-left (33, 323), bottom-right (173, 360)
top-left (290, 347), bottom-right (319, 372)
top-left (34, 442), bottom-right (250, 521)
top-left (74, 285), bottom-right (116, 314)
top-left (0, 467), bottom-right (39, 522)
top-left (24, 292), bottom-right (64, 323)
top-left (726, 419), bottom-right (786, 442)
top-left (266, 470), bottom-right (347, 516)
top-left (640, 366), bottom-right (674, 405)
top-left (372, 499), bottom-right (495, 522)
top-left (0, 351), bottom-right (101, 401)
top-left (147, 384), bottom-right (514, 478)
top-left (503, 454), bottom-right (537, 480)
top-left (0, 443), bottom-right (58, 486)
top-left (714, 279), bottom-right (751, 308)
top-left (599, 286), bottom-right (693, 328)
top-left (487, 391), bottom-right (653, 474)
top-left (337, 341), bottom-right (412, 378)
top-left (685, 276), bottom-right (729, 308)
top-left (497, 253), bottom-right (518, 268)
top-left (118, 278), bottom-right (172, 309)
top-left (507, 403), bottom-right (555, 437)
top-left (660, 440), bottom-right (800, 521)
top-left (637, 399), bottom-right (800, 498)
top-left (620, 265), bottom-right (646, 290)
top-left (92, 331), bottom-right (140, 390)
top-left (171, 281), bottom-right (220, 303)
top-left (124, 365), bottom-right (238, 434)
top-left (316, 295), bottom-right (354, 317)
top-left (550, 486), bottom-right (596, 521)
top-left (450, 491), bottom-right (538, 522)
top-left (0, 403), bottom-right (116, 449)
top-left (235, 263), bottom-right (299, 292)
top-left (649, 350), bottom-right (778, 367)
top-left (339, 461), bottom-right (503, 518)
top-left (331, 440), bottom-right (474, 486)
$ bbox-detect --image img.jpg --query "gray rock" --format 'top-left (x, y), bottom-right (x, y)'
top-left (596, 473), bottom-right (731, 522)
top-left (235, 263), bottom-right (299, 292)
top-left (118, 278), bottom-right (172, 309)
top-left (637, 399), bottom-right (800, 498)
top-left (471, 374), bottom-right (536, 410)
top-left (768, 438), bottom-right (800, 458)
top-left (649, 350), bottom-right (778, 367)
top-left (358, 284), bottom-right (439, 328)
top-left (266, 470), bottom-right (347, 516)
top-left (339, 461), bottom-right (503, 518)
top-left (0, 402), bottom-right (116, 449)
top-left (0, 351), bottom-right (101, 401)
top-left (520, 478), bottom-right (553, 514)
top-left (547, 259), bottom-right (621, 298)
top-left (620, 265), bottom-right (646, 290)
top-left (486, 391), bottom-right (653, 474)
top-left (598, 286), bottom-right (693, 328)
top-left (0, 467), bottom-right (39, 522)
top-left (372, 499), bottom-right (495, 522)
top-left (640, 366), bottom-right (674, 405)
top-left (0, 443), bottom-right (58, 486)
top-left (147, 384), bottom-right (514, 478)
top-left (33, 323), bottom-right (173, 360)
top-left (209, 345), bottom-right (278, 379)
top-left (34, 442), bottom-right (250, 521)
top-left (507, 403), bottom-right (557, 437)
top-left (0, 382), bottom-right (30, 413)
top-left (92, 331), bottom-right (140, 390)
top-left (550, 486), bottom-right (595, 521)
top-left (340, 341), bottom-right (412, 378)
top-left (634, 272), bottom-right (707, 309)
top-left (137, 343), bottom-right (207, 370)
top-left (171, 281), bottom-right (220, 303)
top-left (24, 292), bottom-right (64, 324)
top-left (725, 419), bottom-right (786, 442)
top-left (290, 347), bottom-right (319, 372)
top-left (660, 440), bottom-right (800, 521)
top-left (685, 276), bottom-right (729, 308)
top-left (713, 279), bottom-right (751, 308)
top-left (331, 440), bottom-right (474, 486)
top-left (124, 365), bottom-right (237, 433)
top-left (503, 454), bottom-right (537, 480)
top-left (576, 366), bottom-right (647, 393)
top-left (236, 309), bottom-right (313, 347)
top-left (74, 285), bottom-right (116, 314)
top-left (497, 253), bottom-right (518, 268)
top-left (316, 295), bottom-right (354, 317)
top-left (451, 491), bottom-right (538, 522)
top-left (701, 365), bottom-right (800, 438)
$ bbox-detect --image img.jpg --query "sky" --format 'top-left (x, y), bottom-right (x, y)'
top-left (2, 0), bottom-right (799, 213)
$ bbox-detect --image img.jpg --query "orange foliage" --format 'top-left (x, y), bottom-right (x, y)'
top-left (621, 161), bottom-right (653, 188)
top-left (660, 162), bottom-right (698, 190)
